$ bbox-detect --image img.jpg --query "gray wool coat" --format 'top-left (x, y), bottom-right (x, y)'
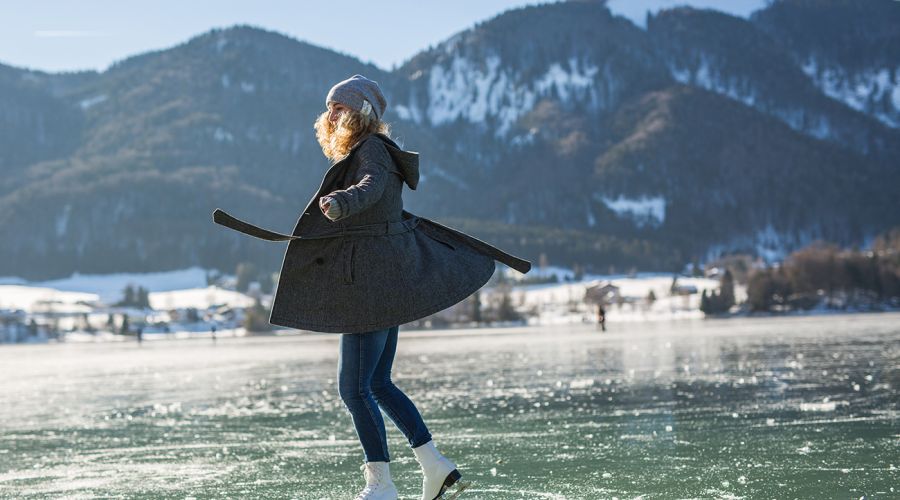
top-left (213, 132), bottom-right (531, 333)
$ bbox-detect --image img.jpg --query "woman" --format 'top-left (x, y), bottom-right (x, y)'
top-left (213, 74), bottom-right (531, 499)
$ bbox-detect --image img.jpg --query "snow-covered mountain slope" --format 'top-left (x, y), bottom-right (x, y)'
top-left (646, 6), bottom-right (900, 160)
top-left (394, 2), bottom-right (670, 139)
top-left (751, 0), bottom-right (900, 129)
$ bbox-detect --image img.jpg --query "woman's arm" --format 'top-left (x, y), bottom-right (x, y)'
top-left (319, 140), bottom-right (390, 221)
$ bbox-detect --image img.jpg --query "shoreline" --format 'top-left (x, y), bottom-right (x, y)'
top-left (5, 307), bottom-right (899, 346)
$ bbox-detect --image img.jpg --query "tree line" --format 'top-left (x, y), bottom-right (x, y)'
top-left (745, 227), bottom-right (900, 312)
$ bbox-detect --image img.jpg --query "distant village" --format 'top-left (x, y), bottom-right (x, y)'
top-left (0, 260), bottom-right (731, 344)
top-left (4, 234), bottom-right (899, 345)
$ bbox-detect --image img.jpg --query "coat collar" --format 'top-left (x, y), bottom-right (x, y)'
top-left (330, 132), bottom-right (420, 190)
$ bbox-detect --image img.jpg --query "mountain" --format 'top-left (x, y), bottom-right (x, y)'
top-left (0, 27), bottom-right (392, 278)
top-left (0, 64), bottom-right (86, 185)
top-left (592, 83), bottom-right (893, 260)
top-left (751, 0), bottom-right (900, 128)
top-left (646, 6), bottom-right (900, 160)
top-left (0, 0), bottom-right (898, 280)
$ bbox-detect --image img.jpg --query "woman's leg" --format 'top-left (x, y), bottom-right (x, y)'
top-left (338, 327), bottom-right (393, 462)
top-left (370, 325), bottom-right (433, 448)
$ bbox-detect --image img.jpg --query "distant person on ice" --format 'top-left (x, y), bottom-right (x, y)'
top-left (215, 75), bottom-right (531, 499)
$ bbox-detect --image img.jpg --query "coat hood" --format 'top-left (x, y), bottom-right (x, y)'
top-left (371, 133), bottom-right (420, 190)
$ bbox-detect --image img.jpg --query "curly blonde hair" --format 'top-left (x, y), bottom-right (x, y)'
top-left (314, 105), bottom-right (391, 162)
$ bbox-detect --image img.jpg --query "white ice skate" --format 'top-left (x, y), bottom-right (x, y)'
top-left (412, 440), bottom-right (470, 499)
top-left (354, 461), bottom-right (398, 500)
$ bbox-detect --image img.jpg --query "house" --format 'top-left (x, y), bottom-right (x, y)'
top-left (584, 281), bottom-right (620, 304)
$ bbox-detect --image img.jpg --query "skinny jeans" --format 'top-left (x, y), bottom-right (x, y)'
top-left (338, 324), bottom-right (432, 462)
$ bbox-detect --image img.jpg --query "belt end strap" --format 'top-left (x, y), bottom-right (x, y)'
top-left (213, 208), bottom-right (296, 242)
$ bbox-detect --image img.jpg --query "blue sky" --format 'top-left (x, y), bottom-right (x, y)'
top-left (1, 0), bottom-right (767, 73)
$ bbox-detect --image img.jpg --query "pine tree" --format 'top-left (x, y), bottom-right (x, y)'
top-left (259, 272), bottom-right (274, 295)
top-left (720, 270), bottom-right (735, 310)
top-left (136, 286), bottom-right (150, 309)
top-left (236, 262), bottom-right (257, 293)
top-left (122, 285), bottom-right (135, 306)
top-left (472, 289), bottom-right (482, 324)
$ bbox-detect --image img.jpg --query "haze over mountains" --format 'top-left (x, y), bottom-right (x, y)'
top-left (1, 0), bottom-right (898, 280)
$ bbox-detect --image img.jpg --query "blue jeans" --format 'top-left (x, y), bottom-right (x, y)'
top-left (338, 324), bottom-right (432, 462)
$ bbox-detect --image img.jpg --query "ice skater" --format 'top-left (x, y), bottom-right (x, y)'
top-left (597, 303), bottom-right (606, 332)
top-left (213, 74), bottom-right (531, 499)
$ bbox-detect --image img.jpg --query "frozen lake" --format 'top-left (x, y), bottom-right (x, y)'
top-left (1, 313), bottom-right (897, 499)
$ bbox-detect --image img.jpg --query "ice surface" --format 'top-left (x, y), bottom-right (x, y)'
top-left (0, 313), bottom-right (896, 498)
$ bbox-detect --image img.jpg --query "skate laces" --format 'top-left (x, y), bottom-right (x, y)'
top-left (354, 463), bottom-right (387, 500)
top-left (360, 463), bottom-right (384, 485)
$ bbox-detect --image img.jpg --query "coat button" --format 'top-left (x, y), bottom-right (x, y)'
top-left (315, 257), bottom-right (324, 265)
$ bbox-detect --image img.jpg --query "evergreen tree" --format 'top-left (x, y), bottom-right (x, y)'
top-left (472, 289), bottom-right (482, 324)
top-left (236, 262), bottom-right (257, 293)
top-left (497, 284), bottom-right (520, 321)
top-left (259, 272), bottom-right (274, 295)
top-left (136, 286), bottom-right (151, 309)
top-left (243, 297), bottom-right (275, 332)
top-left (121, 285), bottom-right (135, 306)
top-left (720, 269), bottom-right (735, 310)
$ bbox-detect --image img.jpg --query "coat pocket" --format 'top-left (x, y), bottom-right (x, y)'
top-left (338, 240), bottom-right (356, 285)
top-left (422, 228), bottom-right (456, 251)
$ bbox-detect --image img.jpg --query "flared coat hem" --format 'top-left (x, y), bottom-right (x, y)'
top-left (268, 257), bottom-right (495, 334)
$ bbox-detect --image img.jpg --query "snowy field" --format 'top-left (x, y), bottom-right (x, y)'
top-left (0, 313), bottom-right (897, 498)
top-left (1, 266), bottom-right (746, 345)
top-left (0, 266), bottom-right (212, 306)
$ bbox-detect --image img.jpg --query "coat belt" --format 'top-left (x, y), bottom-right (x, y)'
top-left (212, 208), bottom-right (419, 242)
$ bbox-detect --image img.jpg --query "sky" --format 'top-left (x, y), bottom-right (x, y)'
top-left (0, 0), bottom-right (767, 74)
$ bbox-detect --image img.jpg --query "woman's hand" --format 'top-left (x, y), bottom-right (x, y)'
top-left (319, 195), bottom-right (341, 221)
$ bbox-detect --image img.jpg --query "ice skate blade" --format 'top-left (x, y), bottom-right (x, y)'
top-left (432, 469), bottom-right (462, 500)
top-left (443, 480), bottom-right (471, 500)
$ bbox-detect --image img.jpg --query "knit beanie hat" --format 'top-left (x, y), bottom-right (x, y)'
top-left (325, 74), bottom-right (388, 121)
